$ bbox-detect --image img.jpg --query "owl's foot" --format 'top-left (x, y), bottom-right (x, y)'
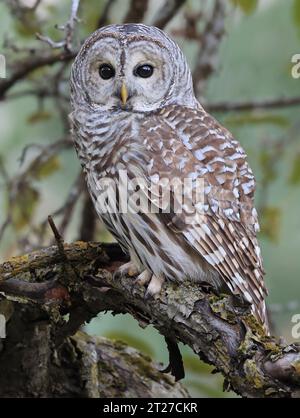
top-left (115, 264), bottom-right (164, 300)
top-left (115, 261), bottom-right (139, 278)
top-left (144, 274), bottom-right (165, 300)
top-left (134, 270), bottom-right (152, 286)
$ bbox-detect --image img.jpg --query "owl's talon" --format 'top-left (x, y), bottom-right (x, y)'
top-left (114, 261), bottom-right (139, 278)
top-left (129, 267), bottom-right (138, 277)
top-left (144, 275), bottom-right (165, 300)
top-left (134, 270), bottom-right (152, 286)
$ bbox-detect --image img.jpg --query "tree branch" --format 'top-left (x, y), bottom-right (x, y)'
top-left (124, 0), bottom-right (149, 23)
top-left (1, 241), bottom-right (300, 398)
top-left (0, 303), bottom-right (188, 398)
top-left (151, 0), bottom-right (187, 29)
top-left (205, 96), bottom-right (300, 112)
top-left (79, 189), bottom-right (97, 242)
top-left (0, 52), bottom-right (76, 100)
top-left (193, 0), bottom-right (226, 97)
top-left (36, 0), bottom-right (80, 52)
top-left (97, 0), bottom-right (117, 28)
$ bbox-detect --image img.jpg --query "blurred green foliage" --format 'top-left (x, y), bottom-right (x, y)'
top-left (1, 0), bottom-right (300, 398)
top-left (230, 0), bottom-right (258, 15)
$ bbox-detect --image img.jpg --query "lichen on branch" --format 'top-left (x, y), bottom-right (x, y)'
top-left (1, 240), bottom-right (300, 398)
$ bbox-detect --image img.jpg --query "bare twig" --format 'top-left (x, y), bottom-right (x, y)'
top-left (36, 0), bottom-right (81, 52)
top-left (171, 11), bottom-right (203, 40)
top-left (151, 0), bottom-right (187, 29)
top-left (0, 0), bottom-right (81, 100)
top-left (193, 0), bottom-right (226, 97)
top-left (55, 173), bottom-right (84, 238)
top-left (64, 0), bottom-right (81, 52)
top-left (35, 34), bottom-right (65, 49)
top-left (79, 189), bottom-right (97, 242)
top-left (124, 0), bottom-right (149, 23)
top-left (0, 138), bottom-right (72, 249)
top-left (205, 96), bottom-right (300, 112)
top-left (255, 122), bottom-right (300, 229)
top-left (0, 217), bottom-right (11, 244)
top-left (97, 0), bottom-right (117, 28)
top-left (31, 0), bottom-right (42, 11)
top-left (48, 216), bottom-right (65, 259)
top-left (51, 63), bottom-right (72, 131)
top-left (48, 216), bottom-right (62, 244)
top-left (6, 88), bottom-right (68, 102)
top-left (0, 158), bottom-right (11, 243)
top-left (0, 51), bottom-right (76, 99)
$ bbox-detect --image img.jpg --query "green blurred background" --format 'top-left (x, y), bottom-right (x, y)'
top-left (0, 0), bottom-right (300, 397)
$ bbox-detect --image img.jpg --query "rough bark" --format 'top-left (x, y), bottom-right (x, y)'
top-left (0, 303), bottom-right (187, 398)
top-left (1, 241), bottom-right (300, 398)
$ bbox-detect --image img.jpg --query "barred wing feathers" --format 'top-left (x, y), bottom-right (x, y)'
top-left (141, 106), bottom-right (268, 329)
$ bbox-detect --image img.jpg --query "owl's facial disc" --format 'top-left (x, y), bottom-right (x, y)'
top-left (82, 36), bottom-right (174, 112)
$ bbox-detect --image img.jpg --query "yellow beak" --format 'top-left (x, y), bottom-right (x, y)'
top-left (120, 82), bottom-right (128, 105)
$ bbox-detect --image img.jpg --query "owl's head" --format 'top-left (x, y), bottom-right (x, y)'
top-left (71, 24), bottom-right (197, 113)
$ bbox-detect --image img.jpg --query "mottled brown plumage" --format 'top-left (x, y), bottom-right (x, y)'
top-left (70, 24), bottom-right (269, 332)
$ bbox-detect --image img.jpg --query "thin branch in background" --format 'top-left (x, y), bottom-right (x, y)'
top-left (0, 51), bottom-right (76, 100)
top-left (18, 144), bottom-right (44, 167)
top-left (30, 0), bottom-right (42, 12)
top-left (0, 138), bottom-right (72, 249)
top-left (0, 217), bottom-right (11, 244)
top-left (171, 11), bottom-right (203, 40)
top-left (0, 158), bottom-right (11, 244)
top-left (205, 96), bottom-right (300, 112)
top-left (51, 63), bottom-right (72, 132)
top-left (47, 216), bottom-right (81, 291)
top-left (97, 0), bottom-right (117, 28)
top-left (25, 142), bottom-right (80, 246)
top-left (36, 0), bottom-right (81, 52)
top-left (30, 172), bottom-right (83, 249)
top-left (56, 173), bottom-right (84, 238)
top-left (35, 34), bottom-right (66, 49)
top-left (0, 156), bottom-right (9, 183)
top-left (48, 215), bottom-right (66, 261)
top-left (0, 0), bottom-right (81, 99)
top-left (19, 137), bottom-right (72, 174)
top-left (193, 0), bottom-right (226, 98)
top-left (151, 0), bottom-right (187, 29)
top-left (79, 188), bottom-right (97, 242)
top-left (63, 0), bottom-right (81, 52)
top-left (256, 121), bottom-right (300, 217)
top-left (3, 37), bottom-right (37, 54)
top-left (124, 0), bottom-right (149, 23)
top-left (4, 0), bottom-right (40, 22)
top-left (5, 87), bottom-right (69, 102)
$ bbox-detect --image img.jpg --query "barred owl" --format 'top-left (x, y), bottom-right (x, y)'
top-left (70, 24), bottom-right (269, 332)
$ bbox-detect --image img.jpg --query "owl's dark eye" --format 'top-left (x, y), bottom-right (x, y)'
top-left (99, 64), bottom-right (115, 80)
top-left (134, 64), bottom-right (154, 78)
